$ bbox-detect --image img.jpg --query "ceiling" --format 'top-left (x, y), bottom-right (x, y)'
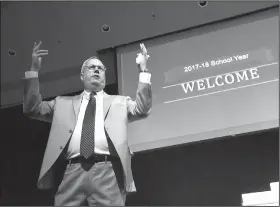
top-left (1, 1), bottom-right (278, 108)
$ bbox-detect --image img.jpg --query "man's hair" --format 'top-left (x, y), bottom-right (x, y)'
top-left (81, 56), bottom-right (105, 74)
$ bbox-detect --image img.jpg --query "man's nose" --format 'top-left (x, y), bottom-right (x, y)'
top-left (94, 68), bottom-right (100, 74)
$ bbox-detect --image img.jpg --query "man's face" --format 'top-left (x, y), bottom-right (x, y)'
top-left (80, 58), bottom-right (106, 92)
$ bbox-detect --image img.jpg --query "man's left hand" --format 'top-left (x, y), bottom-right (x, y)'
top-left (136, 43), bottom-right (150, 72)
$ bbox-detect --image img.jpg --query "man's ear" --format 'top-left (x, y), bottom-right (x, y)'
top-left (80, 73), bottom-right (84, 81)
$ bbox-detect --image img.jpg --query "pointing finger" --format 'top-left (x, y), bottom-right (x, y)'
top-left (36, 50), bottom-right (48, 53)
top-left (142, 43), bottom-right (146, 50)
top-left (34, 41), bottom-right (42, 51)
top-left (36, 52), bottom-right (49, 57)
top-left (33, 42), bottom-right (37, 52)
top-left (142, 45), bottom-right (147, 55)
top-left (143, 47), bottom-right (147, 55)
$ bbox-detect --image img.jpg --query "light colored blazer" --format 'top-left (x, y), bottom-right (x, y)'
top-left (23, 76), bottom-right (152, 193)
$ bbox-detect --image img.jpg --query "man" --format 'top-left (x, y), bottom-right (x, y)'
top-left (23, 41), bottom-right (152, 206)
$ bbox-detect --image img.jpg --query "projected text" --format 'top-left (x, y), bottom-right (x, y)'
top-left (181, 68), bottom-right (259, 93)
top-left (184, 53), bottom-right (249, 72)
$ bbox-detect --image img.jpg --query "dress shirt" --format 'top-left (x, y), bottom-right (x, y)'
top-left (25, 71), bottom-right (151, 159)
top-left (66, 90), bottom-right (109, 159)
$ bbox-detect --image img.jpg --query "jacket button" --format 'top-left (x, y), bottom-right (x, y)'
top-left (69, 129), bottom-right (73, 133)
top-left (60, 146), bottom-right (63, 150)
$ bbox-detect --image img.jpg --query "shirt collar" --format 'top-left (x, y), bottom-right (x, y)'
top-left (83, 90), bottom-right (103, 100)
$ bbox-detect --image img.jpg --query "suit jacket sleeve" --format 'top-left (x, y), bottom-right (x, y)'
top-left (127, 72), bottom-right (152, 122)
top-left (23, 73), bottom-right (56, 123)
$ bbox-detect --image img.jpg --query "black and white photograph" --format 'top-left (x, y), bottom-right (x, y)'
top-left (0, 1), bottom-right (279, 206)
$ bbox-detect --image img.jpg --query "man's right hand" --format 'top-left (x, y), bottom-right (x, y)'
top-left (31, 41), bottom-right (48, 71)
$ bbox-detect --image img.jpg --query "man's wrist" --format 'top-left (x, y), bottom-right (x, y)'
top-left (139, 72), bottom-right (151, 83)
top-left (25, 71), bottom-right (39, 78)
top-left (30, 66), bottom-right (39, 71)
top-left (141, 68), bottom-right (148, 73)
top-left (138, 65), bottom-right (148, 73)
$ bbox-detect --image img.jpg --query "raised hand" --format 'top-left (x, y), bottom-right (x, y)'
top-left (136, 43), bottom-right (150, 72)
top-left (31, 41), bottom-right (48, 71)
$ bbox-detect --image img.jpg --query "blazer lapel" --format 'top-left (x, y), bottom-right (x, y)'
top-left (103, 92), bottom-right (115, 120)
top-left (72, 91), bottom-right (114, 121)
top-left (72, 92), bottom-right (83, 121)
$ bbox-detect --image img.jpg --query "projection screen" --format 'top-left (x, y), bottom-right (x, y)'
top-left (117, 8), bottom-right (279, 152)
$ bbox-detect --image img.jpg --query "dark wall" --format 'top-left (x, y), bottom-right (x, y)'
top-left (0, 82), bottom-right (278, 205)
top-left (127, 129), bottom-right (279, 206)
top-left (0, 104), bottom-right (52, 205)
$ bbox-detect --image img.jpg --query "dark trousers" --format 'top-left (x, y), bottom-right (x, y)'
top-left (54, 160), bottom-right (126, 206)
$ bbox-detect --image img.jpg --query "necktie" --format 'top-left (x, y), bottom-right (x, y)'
top-left (80, 92), bottom-right (96, 159)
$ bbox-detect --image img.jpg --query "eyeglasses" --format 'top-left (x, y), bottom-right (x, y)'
top-left (84, 65), bottom-right (106, 72)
